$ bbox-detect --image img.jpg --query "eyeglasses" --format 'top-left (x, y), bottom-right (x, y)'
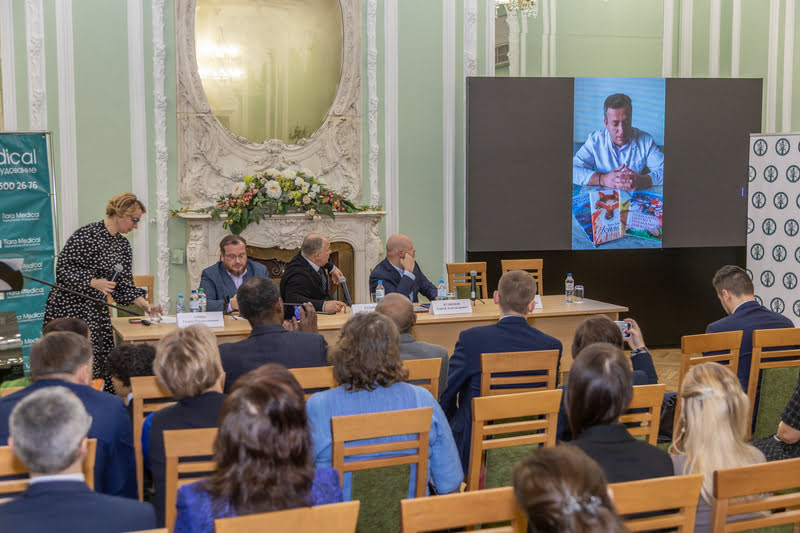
top-left (129, 215), bottom-right (141, 223)
top-left (224, 253), bottom-right (248, 261)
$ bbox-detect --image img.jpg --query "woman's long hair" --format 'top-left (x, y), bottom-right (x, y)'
top-left (202, 364), bottom-right (315, 515)
top-left (670, 362), bottom-right (763, 503)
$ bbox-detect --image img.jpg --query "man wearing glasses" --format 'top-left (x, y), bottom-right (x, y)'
top-left (199, 235), bottom-right (268, 312)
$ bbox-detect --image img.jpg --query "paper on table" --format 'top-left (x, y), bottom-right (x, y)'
top-left (158, 316), bottom-right (177, 323)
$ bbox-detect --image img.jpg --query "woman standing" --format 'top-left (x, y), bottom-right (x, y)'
top-left (44, 192), bottom-right (155, 392)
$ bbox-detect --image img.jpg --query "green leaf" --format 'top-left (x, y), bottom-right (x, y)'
top-left (317, 203), bottom-right (334, 218)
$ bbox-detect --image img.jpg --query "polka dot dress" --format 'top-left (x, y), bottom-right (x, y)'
top-left (44, 221), bottom-right (144, 394)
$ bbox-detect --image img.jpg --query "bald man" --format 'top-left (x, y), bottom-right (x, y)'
top-left (369, 234), bottom-right (438, 302)
top-left (375, 293), bottom-right (448, 397)
top-left (280, 234), bottom-right (346, 316)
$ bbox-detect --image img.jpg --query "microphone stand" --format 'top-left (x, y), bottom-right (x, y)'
top-left (21, 274), bottom-right (144, 316)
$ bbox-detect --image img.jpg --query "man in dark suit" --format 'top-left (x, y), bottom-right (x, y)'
top-left (369, 233), bottom-right (439, 302)
top-left (280, 233), bottom-right (346, 317)
top-left (199, 235), bottom-right (268, 312)
top-left (220, 276), bottom-right (328, 391)
top-left (439, 270), bottom-right (562, 471)
top-left (0, 332), bottom-right (137, 498)
top-left (0, 386), bottom-right (155, 532)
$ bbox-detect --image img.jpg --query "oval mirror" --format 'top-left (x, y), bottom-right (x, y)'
top-left (195, 0), bottom-right (343, 145)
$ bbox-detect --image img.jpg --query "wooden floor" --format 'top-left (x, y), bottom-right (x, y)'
top-left (651, 348), bottom-right (681, 393)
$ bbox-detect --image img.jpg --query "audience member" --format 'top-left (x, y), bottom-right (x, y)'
top-left (376, 293), bottom-right (448, 396)
top-left (218, 277), bottom-right (327, 391)
top-left (0, 332), bottom-right (136, 497)
top-left (439, 270), bottom-right (562, 471)
top-left (369, 233), bottom-right (438, 302)
top-left (105, 343), bottom-right (156, 407)
top-left (280, 233), bottom-right (345, 315)
top-left (199, 235), bottom-right (268, 312)
top-left (307, 312), bottom-right (463, 499)
top-left (567, 342), bottom-right (672, 483)
top-left (0, 387), bottom-right (155, 532)
top-left (671, 363), bottom-right (765, 533)
top-left (174, 364), bottom-right (341, 533)
top-left (143, 325), bottom-right (226, 526)
top-left (513, 446), bottom-right (628, 533)
top-left (753, 370), bottom-right (800, 461)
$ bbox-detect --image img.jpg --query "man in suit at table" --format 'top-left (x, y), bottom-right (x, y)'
top-left (219, 276), bottom-right (328, 392)
top-left (439, 270), bottom-right (562, 471)
top-left (370, 233), bottom-right (439, 302)
top-left (0, 387), bottom-right (156, 532)
top-left (199, 235), bottom-right (268, 312)
top-left (280, 233), bottom-right (346, 318)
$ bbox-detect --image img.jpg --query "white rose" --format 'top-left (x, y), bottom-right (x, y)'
top-left (301, 185), bottom-right (309, 194)
top-left (265, 180), bottom-right (282, 199)
top-left (294, 177), bottom-right (305, 188)
top-left (302, 195), bottom-right (312, 205)
top-left (311, 184), bottom-right (321, 194)
top-left (265, 168), bottom-right (280, 178)
top-left (232, 182), bottom-right (247, 196)
top-left (308, 191), bottom-right (316, 199)
top-left (283, 169), bottom-right (297, 180)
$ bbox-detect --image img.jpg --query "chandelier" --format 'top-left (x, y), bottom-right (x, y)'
top-left (495, 0), bottom-right (537, 18)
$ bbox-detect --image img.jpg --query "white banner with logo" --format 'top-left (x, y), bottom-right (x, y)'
top-left (747, 133), bottom-right (800, 325)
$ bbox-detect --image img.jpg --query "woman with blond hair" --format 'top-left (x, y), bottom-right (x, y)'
top-left (670, 362), bottom-right (765, 533)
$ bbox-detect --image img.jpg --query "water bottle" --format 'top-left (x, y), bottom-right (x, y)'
top-left (565, 273), bottom-right (575, 304)
top-left (375, 280), bottom-right (385, 302)
top-left (189, 289), bottom-right (199, 312)
top-left (176, 293), bottom-right (186, 314)
top-left (437, 280), bottom-right (447, 300)
top-left (198, 288), bottom-right (207, 312)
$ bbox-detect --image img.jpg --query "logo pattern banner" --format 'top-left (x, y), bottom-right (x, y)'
top-left (747, 134), bottom-right (800, 326)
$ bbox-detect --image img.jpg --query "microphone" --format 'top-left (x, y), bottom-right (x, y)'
top-left (110, 264), bottom-right (123, 282)
top-left (339, 275), bottom-right (353, 307)
top-left (470, 270), bottom-right (477, 301)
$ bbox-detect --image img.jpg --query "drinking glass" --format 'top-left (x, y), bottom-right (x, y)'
top-left (574, 285), bottom-right (584, 303)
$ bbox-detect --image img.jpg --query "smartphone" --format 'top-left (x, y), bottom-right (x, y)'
top-left (614, 320), bottom-right (632, 338)
top-left (128, 318), bottom-right (144, 324)
top-left (294, 305), bottom-right (302, 322)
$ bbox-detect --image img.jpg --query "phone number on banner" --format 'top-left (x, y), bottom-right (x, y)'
top-left (0, 181), bottom-right (39, 190)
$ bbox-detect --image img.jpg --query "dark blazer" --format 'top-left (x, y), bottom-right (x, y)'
top-left (0, 480), bottom-right (156, 533)
top-left (570, 423), bottom-right (673, 483)
top-left (280, 252), bottom-right (333, 315)
top-left (219, 324), bottom-right (329, 391)
top-left (369, 257), bottom-right (438, 302)
top-left (0, 379), bottom-right (137, 498)
top-left (439, 316), bottom-right (562, 471)
top-left (199, 260), bottom-right (268, 312)
top-left (148, 392), bottom-right (226, 527)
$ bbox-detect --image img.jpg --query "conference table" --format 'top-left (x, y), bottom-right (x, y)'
top-left (112, 295), bottom-right (627, 376)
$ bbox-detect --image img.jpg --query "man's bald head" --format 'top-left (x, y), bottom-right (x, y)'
top-left (386, 234), bottom-right (415, 266)
top-left (375, 293), bottom-right (415, 333)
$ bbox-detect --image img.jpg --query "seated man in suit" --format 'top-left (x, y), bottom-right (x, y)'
top-left (199, 235), bottom-right (268, 312)
top-left (280, 233), bottom-right (345, 317)
top-left (439, 270), bottom-right (562, 471)
top-left (0, 332), bottom-right (137, 498)
top-left (0, 387), bottom-right (155, 532)
top-left (220, 276), bottom-right (329, 391)
top-left (376, 293), bottom-right (448, 397)
top-left (370, 233), bottom-right (438, 302)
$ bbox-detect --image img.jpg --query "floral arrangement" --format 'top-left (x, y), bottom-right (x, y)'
top-left (210, 168), bottom-right (364, 234)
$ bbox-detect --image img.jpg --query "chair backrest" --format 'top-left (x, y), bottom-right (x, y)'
top-left (675, 331), bottom-right (742, 432)
top-left (163, 428), bottom-right (218, 532)
top-left (0, 439), bottom-right (97, 498)
top-left (619, 384), bottom-right (666, 445)
top-left (480, 350), bottom-right (559, 397)
top-left (467, 389), bottom-right (562, 492)
top-left (446, 262), bottom-right (488, 299)
top-left (215, 501), bottom-right (360, 533)
top-left (331, 407), bottom-right (432, 498)
top-left (403, 358), bottom-right (442, 399)
top-left (130, 376), bottom-right (174, 501)
top-left (0, 387), bottom-right (23, 398)
top-left (711, 456), bottom-right (800, 532)
top-left (401, 486), bottom-right (527, 533)
top-left (134, 275), bottom-right (155, 304)
top-left (748, 327), bottom-right (800, 437)
top-left (289, 366), bottom-right (338, 400)
top-left (500, 259), bottom-right (543, 295)
top-left (610, 473), bottom-right (704, 532)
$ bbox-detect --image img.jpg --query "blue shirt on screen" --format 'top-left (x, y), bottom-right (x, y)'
top-left (573, 127), bottom-right (664, 185)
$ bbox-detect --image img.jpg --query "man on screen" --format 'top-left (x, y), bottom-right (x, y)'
top-left (573, 93), bottom-right (664, 190)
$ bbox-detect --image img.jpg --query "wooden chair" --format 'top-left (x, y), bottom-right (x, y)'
top-left (748, 327), bottom-right (800, 438)
top-left (500, 259), bottom-right (543, 295)
top-left (133, 275), bottom-right (155, 304)
top-left (163, 428), bottom-right (218, 532)
top-left (711, 456), bottom-right (800, 532)
top-left (610, 473), bottom-right (703, 532)
top-left (0, 387), bottom-right (23, 398)
top-left (130, 376), bottom-right (174, 501)
top-left (289, 366), bottom-right (338, 400)
top-left (401, 486), bottom-right (527, 532)
top-left (446, 262), bottom-right (488, 300)
top-left (403, 358), bottom-right (442, 399)
top-left (215, 501), bottom-right (360, 533)
top-left (480, 350), bottom-right (559, 397)
top-left (675, 331), bottom-right (742, 432)
top-left (0, 439), bottom-right (97, 499)
top-left (331, 407), bottom-right (433, 498)
top-left (619, 384), bottom-right (666, 445)
top-left (467, 389), bottom-right (561, 491)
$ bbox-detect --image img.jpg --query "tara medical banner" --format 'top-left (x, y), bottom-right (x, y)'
top-left (747, 133), bottom-right (800, 326)
top-left (0, 132), bottom-right (57, 369)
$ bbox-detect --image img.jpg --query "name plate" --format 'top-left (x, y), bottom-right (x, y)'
top-left (534, 294), bottom-right (542, 309)
top-left (351, 303), bottom-right (378, 315)
top-left (430, 299), bottom-right (473, 315)
top-left (176, 311), bottom-right (225, 328)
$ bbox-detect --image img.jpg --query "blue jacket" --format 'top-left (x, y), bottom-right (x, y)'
top-left (199, 260), bottom-right (268, 312)
top-left (369, 258), bottom-right (438, 302)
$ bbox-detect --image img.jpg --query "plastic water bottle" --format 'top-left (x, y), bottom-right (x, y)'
top-left (176, 293), bottom-right (186, 314)
top-left (375, 280), bottom-right (385, 302)
top-left (565, 273), bottom-right (575, 304)
top-left (189, 289), bottom-right (199, 312)
top-left (437, 280), bottom-right (447, 300)
top-left (198, 288), bottom-right (207, 312)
